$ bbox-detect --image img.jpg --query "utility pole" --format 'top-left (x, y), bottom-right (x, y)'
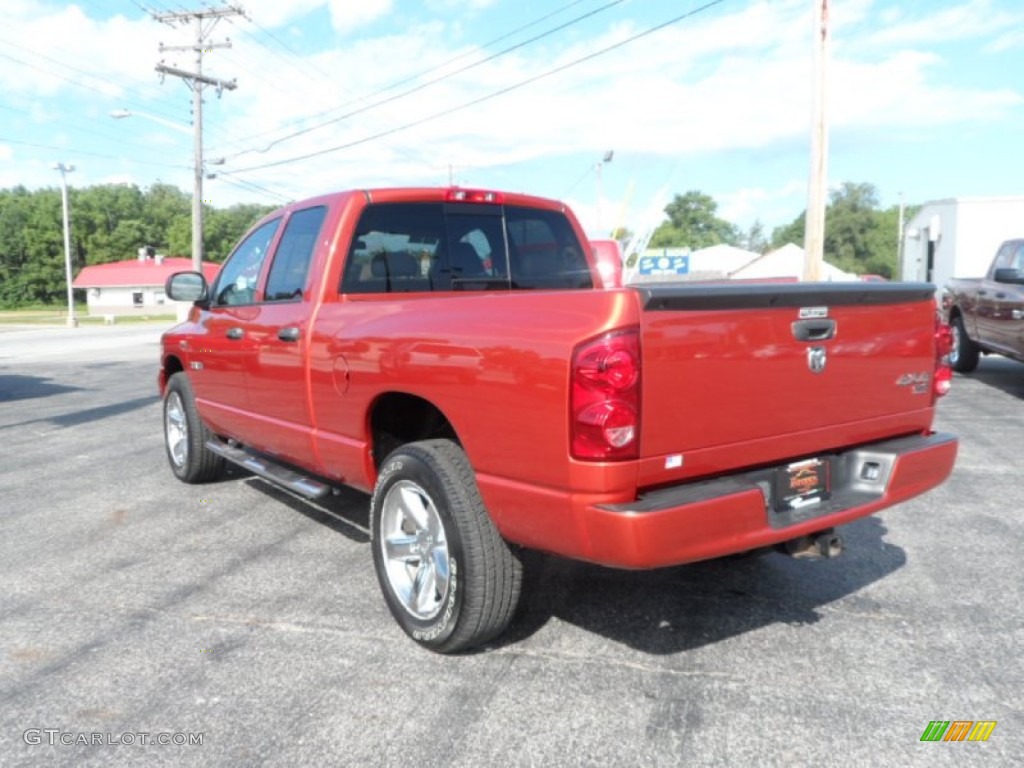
top-left (152, 5), bottom-right (241, 272)
top-left (803, 0), bottom-right (830, 282)
top-left (53, 162), bottom-right (76, 328)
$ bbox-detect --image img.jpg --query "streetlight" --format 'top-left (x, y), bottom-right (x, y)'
top-left (111, 108), bottom-right (205, 272)
top-left (52, 162), bottom-right (77, 328)
top-left (596, 150), bottom-right (614, 235)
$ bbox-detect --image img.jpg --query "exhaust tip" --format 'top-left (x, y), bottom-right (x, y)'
top-left (777, 529), bottom-right (843, 560)
top-left (816, 532), bottom-right (843, 559)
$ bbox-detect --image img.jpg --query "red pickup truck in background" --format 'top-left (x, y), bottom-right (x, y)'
top-left (943, 238), bottom-right (1024, 372)
top-left (160, 186), bottom-right (958, 653)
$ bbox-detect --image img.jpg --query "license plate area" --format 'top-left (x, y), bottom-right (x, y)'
top-left (773, 458), bottom-right (831, 512)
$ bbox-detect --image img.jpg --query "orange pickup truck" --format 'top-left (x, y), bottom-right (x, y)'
top-left (159, 187), bottom-right (958, 652)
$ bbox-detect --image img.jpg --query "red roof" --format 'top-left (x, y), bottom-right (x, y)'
top-left (73, 258), bottom-right (220, 289)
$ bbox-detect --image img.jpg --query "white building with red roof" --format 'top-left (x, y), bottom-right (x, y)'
top-left (72, 252), bottom-right (220, 316)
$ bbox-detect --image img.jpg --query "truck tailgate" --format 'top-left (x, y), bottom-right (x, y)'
top-left (636, 282), bottom-right (939, 471)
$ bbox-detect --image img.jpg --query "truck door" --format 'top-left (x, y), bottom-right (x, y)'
top-left (191, 217), bottom-right (281, 438)
top-left (976, 240), bottom-right (1021, 350)
top-left (241, 205), bottom-right (329, 465)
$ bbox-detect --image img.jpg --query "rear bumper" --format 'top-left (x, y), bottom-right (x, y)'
top-left (484, 432), bottom-right (957, 569)
top-left (584, 432), bottom-right (957, 568)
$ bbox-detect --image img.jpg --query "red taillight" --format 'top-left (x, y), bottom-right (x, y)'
top-left (571, 329), bottom-right (640, 460)
top-left (446, 188), bottom-right (504, 204)
top-left (934, 316), bottom-right (953, 399)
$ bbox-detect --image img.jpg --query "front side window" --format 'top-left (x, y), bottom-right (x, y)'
top-left (993, 242), bottom-right (1017, 270)
top-left (264, 206), bottom-right (327, 302)
top-left (213, 218), bottom-right (281, 306)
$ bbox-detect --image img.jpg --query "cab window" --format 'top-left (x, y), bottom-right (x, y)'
top-left (213, 218), bottom-right (281, 306)
top-left (264, 206), bottom-right (327, 302)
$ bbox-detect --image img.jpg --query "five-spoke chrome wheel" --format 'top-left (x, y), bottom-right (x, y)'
top-left (162, 372), bottom-right (224, 483)
top-left (164, 390), bottom-right (188, 469)
top-left (378, 479), bottom-right (450, 621)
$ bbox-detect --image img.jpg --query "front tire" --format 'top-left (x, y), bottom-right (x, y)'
top-left (949, 314), bottom-right (980, 373)
top-left (163, 372), bottom-right (224, 483)
top-left (370, 440), bottom-right (522, 653)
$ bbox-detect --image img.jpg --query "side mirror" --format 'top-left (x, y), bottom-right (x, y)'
top-left (166, 271), bottom-right (209, 302)
top-left (993, 268), bottom-right (1024, 285)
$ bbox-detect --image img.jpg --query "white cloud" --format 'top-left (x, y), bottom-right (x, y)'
top-left (235, 0), bottom-right (325, 29)
top-left (327, 0), bottom-right (394, 34)
top-left (865, 0), bottom-right (1022, 47)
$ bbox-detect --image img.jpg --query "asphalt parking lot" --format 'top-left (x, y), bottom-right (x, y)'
top-left (1, 323), bottom-right (1021, 767)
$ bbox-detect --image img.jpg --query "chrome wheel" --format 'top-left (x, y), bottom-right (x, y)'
top-left (949, 323), bottom-right (962, 366)
top-left (165, 391), bottom-right (189, 469)
top-left (378, 480), bottom-right (450, 621)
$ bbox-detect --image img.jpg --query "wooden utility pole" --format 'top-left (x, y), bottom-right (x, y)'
top-left (152, 6), bottom-right (241, 271)
top-left (803, 0), bottom-right (830, 282)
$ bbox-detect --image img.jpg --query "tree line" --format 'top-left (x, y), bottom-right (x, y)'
top-left (649, 182), bottom-right (915, 279)
top-left (0, 183), bottom-right (273, 308)
top-left (0, 179), bottom-right (911, 307)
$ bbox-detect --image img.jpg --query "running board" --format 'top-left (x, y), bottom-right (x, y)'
top-left (206, 440), bottom-right (331, 500)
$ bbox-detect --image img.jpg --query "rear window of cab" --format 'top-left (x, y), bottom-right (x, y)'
top-left (341, 202), bottom-right (592, 293)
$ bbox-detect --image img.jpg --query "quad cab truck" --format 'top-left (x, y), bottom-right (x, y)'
top-left (160, 187), bottom-right (958, 653)
top-left (943, 238), bottom-right (1024, 372)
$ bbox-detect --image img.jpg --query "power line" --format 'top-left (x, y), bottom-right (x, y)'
top-left (217, 0), bottom-right (600, 150)
top-left (230, 0), bottom-right (728, 174)
top-left (214, 170), bottom-right (293, 204)
top-left (222, 0), bottom-right (628, 161)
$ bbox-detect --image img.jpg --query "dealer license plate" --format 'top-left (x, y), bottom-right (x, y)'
top-left (773, 458), bottom-right (831, 512)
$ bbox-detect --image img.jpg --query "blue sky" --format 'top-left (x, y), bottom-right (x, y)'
top-left (1, 0), bottom-right (1022, 240)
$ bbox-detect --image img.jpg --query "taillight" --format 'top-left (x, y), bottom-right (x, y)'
top-left (446, 188), bottom-right (504, 204)
top-left (571, 329), bottom-right (640, 460)
top-left (934, 315), bottom-right (953, 399)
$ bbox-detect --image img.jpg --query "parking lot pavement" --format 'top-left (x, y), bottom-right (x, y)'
top-left (0, 330), bottom-right (1021, 767)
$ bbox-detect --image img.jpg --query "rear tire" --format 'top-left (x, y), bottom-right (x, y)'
top-left (163, 372), bottom-right (224, 483)
top-left (370, 439), bottom-right (522, 653)
top-left (949, 314), bottom-right (980, 373)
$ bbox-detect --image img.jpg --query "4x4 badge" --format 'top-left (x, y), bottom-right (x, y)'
top-left (808, 347), bottom-right (827, 374)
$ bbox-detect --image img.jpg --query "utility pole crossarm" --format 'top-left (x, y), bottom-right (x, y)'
top-left (155, 63), bottom-right (237, 91)
top-left (151, 7), bottom-right (244, 24)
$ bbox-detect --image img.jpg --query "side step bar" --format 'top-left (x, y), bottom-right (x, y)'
top-left (205, 440), bottom-right (331, 500)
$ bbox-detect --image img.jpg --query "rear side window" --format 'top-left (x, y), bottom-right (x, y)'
top-left (340, 202), bottom-right (591, 293)
top-left (264, 206), bottom-right (327, 302)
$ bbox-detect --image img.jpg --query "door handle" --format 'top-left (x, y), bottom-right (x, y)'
top-left (278, 327), bottom-right (300, 342)
top-left (226, 327), bottom-right (245, 340)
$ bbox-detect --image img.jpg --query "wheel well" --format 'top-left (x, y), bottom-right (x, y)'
top-left (161, 355), bottom-right (185, 393)
top-left (370, 393), bottom-right (458, 468)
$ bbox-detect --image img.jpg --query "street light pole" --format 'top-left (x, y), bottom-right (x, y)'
top-left (191, 14), bottom-right (204, 273)
top-left (596, 150), bottom-right (614, 235)
top-left (52, 162), bottom-right (77, 328)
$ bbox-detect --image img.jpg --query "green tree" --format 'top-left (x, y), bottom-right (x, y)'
top-left (0, 181), bottom-right (275, 307)
top-left (743, 219), bottom-right (769, 254)
top-left (649, 191), bottom-right (740, 249)
top-left (770, 182), bottom-right (905, 278)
